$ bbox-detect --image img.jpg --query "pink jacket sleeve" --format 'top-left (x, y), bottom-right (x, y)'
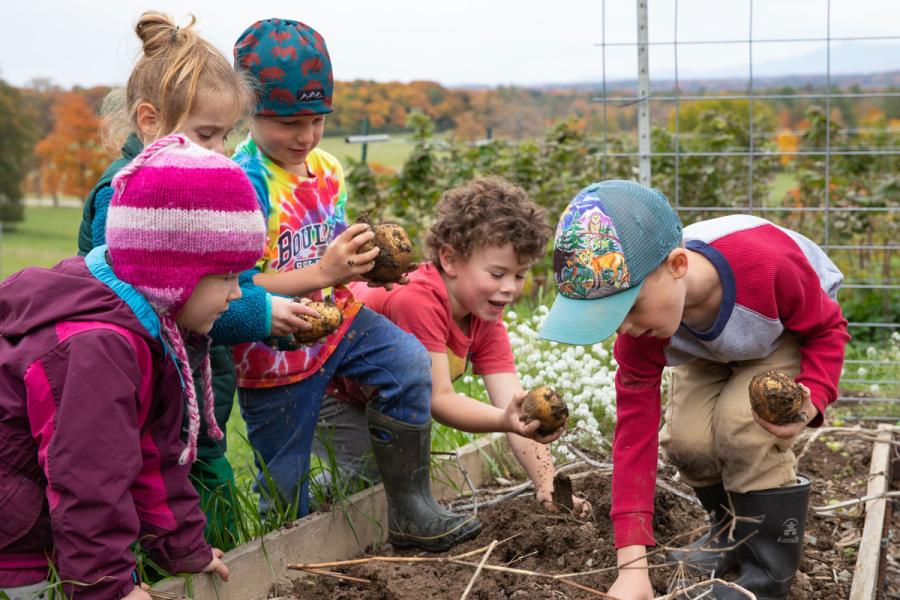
top-left (26, 327), bottom-right (210, 599)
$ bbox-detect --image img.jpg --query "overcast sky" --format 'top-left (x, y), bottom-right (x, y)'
top-left (1, 0), bottom-right (898, 88)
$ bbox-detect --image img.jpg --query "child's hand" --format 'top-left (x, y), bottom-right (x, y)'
top-left (123, 587), bottom-right (152, 600)
top-left (607, 570), bottom-right (654, 600)
top-left (317, 224), bottom-right (378, 286)
top-left (202, 547), bottom-right (229, 582)
top-left (504, 391), bottom-right (566, 443)
top-left (752, 383), bottom-right (818, 439)
top-left (270, 295), bottom-right (321, 337)
top-left (536, 488), bottom-right (593, 517)
top-left (608, 546), bottom-right (653, 600)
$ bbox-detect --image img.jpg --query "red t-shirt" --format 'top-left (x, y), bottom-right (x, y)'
top-left (330, 263), bottom-right (515, 402)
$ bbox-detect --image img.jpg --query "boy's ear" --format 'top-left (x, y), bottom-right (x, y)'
top-left (666, 247), bottom-right (689, 279)
top-left (438, 245), bottom-right (460, 276)
top-left (135, 102), bottom-right (160, 141)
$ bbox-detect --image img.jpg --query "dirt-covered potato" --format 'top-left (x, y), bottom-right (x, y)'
top-left (749, 370), bottom-right (804, 425)
top-left (356, 216), bottom-right (415, 284)
top-left (292, 300), bottom-right (343, 345)
top-left (522, 386), bottom-right (569, 435)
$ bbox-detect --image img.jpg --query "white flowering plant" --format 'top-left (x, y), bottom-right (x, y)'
top-left (435, 300), bottom-right (619, 457)
top-left (838, 331), bottom-right (900, 401)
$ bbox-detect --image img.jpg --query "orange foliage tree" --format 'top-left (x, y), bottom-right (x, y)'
top-left (34, 92), bottom-right (108, 203)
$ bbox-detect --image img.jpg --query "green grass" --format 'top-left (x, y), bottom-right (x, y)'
top-left (0, 205), bottom-right (82, 279)
top-left (317, 134), bottom-right (414, 171)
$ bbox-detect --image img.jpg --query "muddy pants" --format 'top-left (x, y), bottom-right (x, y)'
top-left (659, 336), bottom-right (801, 492)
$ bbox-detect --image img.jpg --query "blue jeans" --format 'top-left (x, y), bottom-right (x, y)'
top-left (238, 307), bottom-right (431, 517)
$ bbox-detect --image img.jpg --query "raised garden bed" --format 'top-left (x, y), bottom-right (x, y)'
top-left (153, 425), bottom-right (897, 599)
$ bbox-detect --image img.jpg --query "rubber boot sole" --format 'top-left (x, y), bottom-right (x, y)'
top-left (388, 516), bottom-right (482, 552)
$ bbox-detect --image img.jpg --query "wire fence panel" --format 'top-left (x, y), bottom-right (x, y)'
top-left (596, 0), bottom-right (899, 406)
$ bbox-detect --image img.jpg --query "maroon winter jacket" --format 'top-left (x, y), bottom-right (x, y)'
top-left (0, 255), bottom-right (212, 599)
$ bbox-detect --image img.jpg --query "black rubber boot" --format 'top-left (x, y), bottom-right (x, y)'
top-left (667, 481), bottom-right (739, 597)
top-left (668, 481), bottom-right (738, 577)
top-left (367, 404), bottom-right (482, 552)
top-left (703, 476), bottom-right (811, 600)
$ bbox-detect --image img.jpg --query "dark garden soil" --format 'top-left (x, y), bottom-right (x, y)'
top-left (270, 434), bottom-right (892, 599)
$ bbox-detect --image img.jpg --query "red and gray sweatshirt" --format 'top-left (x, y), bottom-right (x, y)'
top-left (611, 215), bottom-right (850, 548)
top-left (0, 250), bottom-right (212, 599)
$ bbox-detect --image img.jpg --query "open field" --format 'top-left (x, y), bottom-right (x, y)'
top-left (0, 205), bottom-right (81, 279)
top-left (317, 134), bottom-right (415, 171)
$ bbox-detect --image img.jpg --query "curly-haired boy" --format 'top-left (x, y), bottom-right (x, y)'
top-left (318, 176), bottom-right (590, 515)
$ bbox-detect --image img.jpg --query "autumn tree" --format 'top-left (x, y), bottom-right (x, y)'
top-left (0, 79), bottom-right (34, 225)
top-left (34, 91), bottom-right (108, 204)
top-left (19, 78), bottom-right (63, 198)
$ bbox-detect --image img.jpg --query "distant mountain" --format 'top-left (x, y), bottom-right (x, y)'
top-left (523, 70), bottom-right (900, 95)
top-left (461, 43), bottom-right (900, 94)
top-left (718, 42), bottom-right (900, 79)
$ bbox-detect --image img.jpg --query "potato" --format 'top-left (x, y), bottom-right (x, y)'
top-left (292, 300), bottom-right (343, 345)
top-left (522, 386), bottom-right (569, 435)
top-left (749, 370), bottom-right (804, 425)
top-left (356, 216), bottom-right (415, 284)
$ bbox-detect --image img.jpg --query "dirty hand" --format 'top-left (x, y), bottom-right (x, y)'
top-left (607, 546), bottom-right (653, 600)
top-left (317, 223), bottom-right (378, 286)
top-left (536, 488), bottom-right (593, 517)
top-left (365, 263), bottom-right (420, 291)
top-left (506, 391), bottom-right (566, 443)
top-left (269, 295), bottom-right (321, 337)
top-left (505, 391), bottom-right (563, 443)
top-left (607, 571), bottom-right (654, 600)
top-left (122, 587), bottom-right (152, 600)
top-left (202, 547), bottom-right (229, 582)
top-left (752, 383), bottom-right (818, 439)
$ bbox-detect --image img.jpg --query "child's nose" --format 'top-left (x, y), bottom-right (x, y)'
top-left (228, 280), bottom-right (242, 301)
top-left (296, 126), bottom-right (315, 144)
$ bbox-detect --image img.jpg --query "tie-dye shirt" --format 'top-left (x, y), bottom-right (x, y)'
top-left (231, 137), bottom-right (361, 388)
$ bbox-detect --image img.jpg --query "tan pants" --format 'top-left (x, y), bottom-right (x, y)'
top-left (659, 336), bottom-right (801, 492)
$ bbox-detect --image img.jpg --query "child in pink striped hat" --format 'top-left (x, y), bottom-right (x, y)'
top-left (0, 134), bottom-right (266, 600)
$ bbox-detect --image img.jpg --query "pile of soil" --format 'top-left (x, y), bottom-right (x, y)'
top-left (791, 435), bottom-right (874, 599)
top-left (270, 435), bottom-right (887, 599)
top-left (272, 472), bottom-right (705, 599)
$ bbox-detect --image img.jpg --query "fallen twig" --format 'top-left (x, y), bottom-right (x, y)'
top-left (441, 449), bottom-right (480, 517)
top-left (568, 443), bottom-right (698, 507)
top-left (566, 443), bottom-right (613, 471)
top-left (795, 427), bottom-right (825, 462)
top-left (149, 591), bottom-right (191, 600)
top-left (288, 535), bottom-right (521, 571)
top-left (450, 460), bottom-right (590, 511)
top-left (558, 578), bottom-right (617, 597)
top-left (654, 577), bottom-right (757, 599)
top-left (459, 539), bottom-right (497, 600)
top-left (811, 490), bottom-right (900, 512)
top-left (449, 559), bottom-right (619, 598)
top-left (296, 567), bottom-right (371, 584)
top-left (656, 480), bottom-right (702, 506)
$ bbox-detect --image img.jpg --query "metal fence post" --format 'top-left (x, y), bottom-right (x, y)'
top-left (360, 117), bottom-right (370, 163)
top-left (636, 0), bottom-right (651, 186)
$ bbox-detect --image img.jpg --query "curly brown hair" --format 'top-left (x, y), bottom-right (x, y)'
top-left (425, 177), bottom-right (552, 269)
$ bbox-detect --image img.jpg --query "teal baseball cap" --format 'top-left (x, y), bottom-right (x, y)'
top-left (539, 180), bottom-right (683, 345)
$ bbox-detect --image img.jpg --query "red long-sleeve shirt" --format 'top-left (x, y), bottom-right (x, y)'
top-left (611, 215), bottom-right (850, 548)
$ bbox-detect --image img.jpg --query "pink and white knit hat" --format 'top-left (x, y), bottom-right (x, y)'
top-left (107, 134), bottom-right (266, 464)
